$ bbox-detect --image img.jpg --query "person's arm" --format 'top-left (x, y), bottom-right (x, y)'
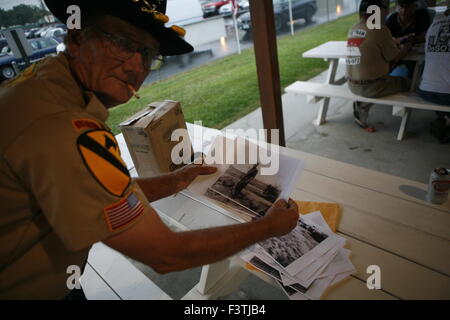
top-left (134, 164), bottom-right (217, 202)
top-left (391, 40), bottom-right (413, 67)
top-left (413, 32), bottom-right (426, 43)
top-left (103, 199), bottom-right (299, 274)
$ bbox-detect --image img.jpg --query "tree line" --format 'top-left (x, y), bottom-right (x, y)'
top-left (0, 4), bottom-right (51, 28)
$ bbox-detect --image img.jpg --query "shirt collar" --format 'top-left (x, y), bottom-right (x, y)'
top-left (57, 53), bottom-right (110, 122)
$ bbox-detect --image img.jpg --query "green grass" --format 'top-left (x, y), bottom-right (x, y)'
top-left (107, 13), bottom-right (358, 134)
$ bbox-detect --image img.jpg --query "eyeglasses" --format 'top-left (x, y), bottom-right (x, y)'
top-left (92, 27), bottom-right (163, 71)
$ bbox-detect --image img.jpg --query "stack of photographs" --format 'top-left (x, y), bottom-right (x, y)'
top-left (185, 135), bottom-right (354, 298)
top-left (240, 211), bottom-right (356, 300)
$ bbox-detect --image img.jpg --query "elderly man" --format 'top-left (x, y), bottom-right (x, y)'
top-left (346, 0), bottom-right (413, 129)
top-left (0, 0), bottom-right (298, 299)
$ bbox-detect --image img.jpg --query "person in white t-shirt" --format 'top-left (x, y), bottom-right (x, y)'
top-left (418, 8), bottom-right (450, 105)
top-left (417, 6), bottom-right (450, 142)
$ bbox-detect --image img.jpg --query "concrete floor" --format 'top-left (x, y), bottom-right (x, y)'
top-left (129, 65), bottom-right (449, 300)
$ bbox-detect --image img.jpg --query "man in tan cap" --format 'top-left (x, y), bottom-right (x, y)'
top-left (0, 0), bottom-right (298, 299)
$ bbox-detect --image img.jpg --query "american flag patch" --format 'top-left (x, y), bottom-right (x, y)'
top-left (104, 192), bottom-right (144, 232)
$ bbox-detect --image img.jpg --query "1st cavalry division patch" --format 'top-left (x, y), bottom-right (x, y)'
top-left (77, 129), bottom-right (131, 197)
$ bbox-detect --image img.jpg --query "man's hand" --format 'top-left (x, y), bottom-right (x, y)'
top-left (263, 199), bottom-right (299, 237)
top-left (397, 33), bottom-right (415, 45)
top-left (174, 164), bottom-right (218, 192)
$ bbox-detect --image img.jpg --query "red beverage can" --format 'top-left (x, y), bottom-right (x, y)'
top-left (426, 168), bottom-right (450, 205)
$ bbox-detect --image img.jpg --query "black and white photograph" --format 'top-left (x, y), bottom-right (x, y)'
top-left (205, 163), bottom-right (281, 218)
top-left (187, 136), bottom-right (305, 223)
top-left (249, 256), bottom-right (308, 294)
top-left (259, 218), bottom-right (329, 269)
top-left (204, 188), bottom-right (256, 220)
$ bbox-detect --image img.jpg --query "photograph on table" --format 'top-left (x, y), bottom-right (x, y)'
top-left (259, 217), bottom-right (344, 275)
top-left (259, 219), bottom-right (328, 268)
top-left (187, 135), bottom-right (305, 222)
top-left (204, 163), bottom-right (281, 219)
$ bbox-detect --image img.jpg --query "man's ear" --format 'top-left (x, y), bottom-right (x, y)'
top-left (66, 29), bottom-right (83, 58)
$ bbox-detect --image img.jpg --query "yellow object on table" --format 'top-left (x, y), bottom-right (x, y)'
top-left (295, 200), bottom-right (341, 232)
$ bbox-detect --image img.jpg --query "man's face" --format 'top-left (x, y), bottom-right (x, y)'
top-left (398, 4), bottom-right (416, 22)
top-left (67, 15), bottom-right (160, 107)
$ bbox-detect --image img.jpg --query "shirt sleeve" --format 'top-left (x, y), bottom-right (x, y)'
top-left (5, 112), bottom-right (149, 251)
top-left (379, 27), bottom-right (400, 63)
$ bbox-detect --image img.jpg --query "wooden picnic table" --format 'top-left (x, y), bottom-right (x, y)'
top-left (302, 40), bottom-right (425, 126)
top-left (83, 123), bottom-right (450, 299)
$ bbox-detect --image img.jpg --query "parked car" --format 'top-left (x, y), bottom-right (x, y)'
top-left (201, 0), bottom-right (231, 18)
top-left (0, 37), bottom-right (60, 81)
top-left (43, 28), bottom-right (66, 38)
top-left (0, 39), bottom-right (7, 53)
top-left (42, 27), bottom-right (67, 43)
top-left (26, 28), bottom-right (39, 39)
top-left (237, 0), bottom-right (317, 32)
top-left (219, 1), bottom-right (249, 17)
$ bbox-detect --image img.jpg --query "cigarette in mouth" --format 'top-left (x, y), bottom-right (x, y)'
top-left (128, 84), bottom-right (140, 99)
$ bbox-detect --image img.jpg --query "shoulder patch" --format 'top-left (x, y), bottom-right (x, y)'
top-left (72, 118), bottom-right (103, 131)
top-left (103, 192), bottom-right (145, 232)
top-left (77, 129), bottom-right (130, 197)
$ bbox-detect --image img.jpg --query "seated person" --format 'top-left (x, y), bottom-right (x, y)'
top-left (387, 0), bottom-right (432, 79)
top-left (386, 0), bottom-right (432, 44)
top-left (346, 0), bottom-right (413, 129)
top-left (417, 6), bottom-right (450, 142)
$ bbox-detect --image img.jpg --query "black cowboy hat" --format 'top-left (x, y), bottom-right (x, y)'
top-left (44, 0), bottom-right (193, 56)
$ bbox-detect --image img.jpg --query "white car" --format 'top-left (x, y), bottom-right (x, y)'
top-left (43, 28), bottom-right (66, 39)
top-left (219, 3), bottom-right (233, 17)
top-left (219, 1), bottom-right (249, 17)
top-left (238, 0), bottom-right (249, 12)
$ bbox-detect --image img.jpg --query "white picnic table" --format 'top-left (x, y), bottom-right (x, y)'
top-left (83, 123), bottom-right (450, 300)
top-left (302, 40), bottom-right (425, 126)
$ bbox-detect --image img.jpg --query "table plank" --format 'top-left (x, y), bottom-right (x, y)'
top-left (302, 40), bottom-right (424, 61)
top-left (343, 236), bottom-right (450, 299)
top-left (291, 188), bottom-right (450, 277)
top-left (321, 277), bottom-right (397, 300)
top-left (278, 147), bottom-right (450, 211)
top-left (236, 258), bottom-right (397, 300)
top-left (297, 170), bottom-right (450, 240)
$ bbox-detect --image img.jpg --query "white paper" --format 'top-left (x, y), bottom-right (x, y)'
top-left (240, 210), bottom-right (354, 300)
top-left (281, 244), bottom-right (341, 287)
top-left (259, 216), bottom-right (346, 276)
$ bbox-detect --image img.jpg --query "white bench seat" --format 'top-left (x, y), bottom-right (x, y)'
top-left (285, 81), bottom-right (449, 140)
top-left (80, 243), bottom-right (172, 300)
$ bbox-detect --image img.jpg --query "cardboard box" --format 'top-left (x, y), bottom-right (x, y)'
top-left (119, 100), bottom-right (193, 177)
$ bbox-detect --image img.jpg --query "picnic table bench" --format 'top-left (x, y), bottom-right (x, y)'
top-left (285, 81), bottom-right (449, 140)
top-left (290, 41), bottom-right (447, 140)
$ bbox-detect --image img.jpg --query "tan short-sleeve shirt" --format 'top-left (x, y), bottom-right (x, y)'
top-left (0, 53), bottom-right (148, 299)
top-left (346, 20), bottom-right (400, 81)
